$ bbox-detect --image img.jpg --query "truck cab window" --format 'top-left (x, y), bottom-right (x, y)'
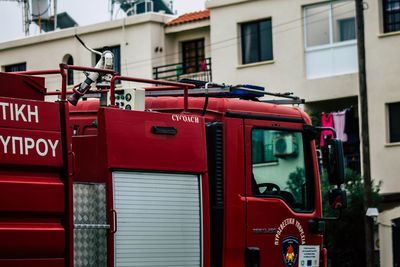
top-left (251, 128), bottom-right (313, 211)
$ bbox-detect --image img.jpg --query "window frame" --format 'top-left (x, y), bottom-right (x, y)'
top-left (338, 17), bottom-right (356, 41)
top-left (66, 56), bottom-right (74, 86)
top-left (303, 0), bottom-right (357, 50)
top-left (393, 217), bottom-right (400, 266)
top-left (383, 0), bottom-right (400, 33)
top-left (181, 38), bottom-right (205, 74)
top-left (4, 62), bottom-right (27, 72)
top-left (387, 102), bottom-right (400, 143)
top-left (303, 0), bottom-right (358, 79)
top-left (240, 18), bottom-right (273, 65)
top-left (250, 126), bottom-right (316, 213)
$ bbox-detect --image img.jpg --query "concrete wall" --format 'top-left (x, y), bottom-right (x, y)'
top-left (0, 12), bottom-right (173, 91)
top-left (364, 0), bottom-right (400, 196)
top-left (206, 0), bottom-right (400, 193)
top-left (165, 21), bottom-right (211, 65)
top-left (363, 1), bottom-right (400, 264)
top-left (206, 0), bottom-right (359, 102)
top-left (378, 206), bottom-right (400, 267)
top-left (205, 0), bottom-right (400, 264)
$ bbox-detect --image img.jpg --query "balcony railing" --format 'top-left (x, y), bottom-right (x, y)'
top-left (153, 57), bottom-right (212, 82)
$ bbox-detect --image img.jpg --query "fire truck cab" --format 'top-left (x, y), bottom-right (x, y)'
top-left (0, 66), bottom-right (346, 267)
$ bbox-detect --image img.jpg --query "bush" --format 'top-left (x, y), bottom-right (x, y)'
top-left (321, 169), bottom-right (382, 267)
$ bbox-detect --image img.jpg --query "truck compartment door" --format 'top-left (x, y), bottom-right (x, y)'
top-left (73, 183), bottom-right (109, 267)
top-left (113, 171), bottom-right (202, 267)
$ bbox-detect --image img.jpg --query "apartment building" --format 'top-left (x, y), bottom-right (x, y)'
top-left (0, 9), bottom-right (211, 91)
top-left (0, 0), bottom-right (399, 265)
top-left (205, 0), bottom-right (400, 266)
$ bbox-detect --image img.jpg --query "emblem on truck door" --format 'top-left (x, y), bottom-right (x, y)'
top-left (274, 218), bottom-right (306, 245)
top-left (281, 236), bottom-right (299, 267)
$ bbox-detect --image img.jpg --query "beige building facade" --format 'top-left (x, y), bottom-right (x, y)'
top-left (0, 11), bottom-right (211, 90)
top-left (205, 0), bottom-right (400, 266)
top-left (1, 0), bottom-right (400, 265)
top-left (364, 1), bottom-right (400, 266)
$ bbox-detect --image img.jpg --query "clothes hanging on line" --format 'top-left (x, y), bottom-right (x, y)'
top-left (344, 107), bottom-right (360, 144)
top-left (332, 110), bottom-right (348, 142)
top-left (320, 113), bottom-right (334, 147)
top-left (320, 107), bottom-right (359, 146)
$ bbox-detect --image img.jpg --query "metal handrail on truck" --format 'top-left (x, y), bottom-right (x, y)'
top-left (15, 64), bottom-right (196, 111)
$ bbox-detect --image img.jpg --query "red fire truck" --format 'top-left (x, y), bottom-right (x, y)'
top-left (0, 46), bottom-right (346, 267)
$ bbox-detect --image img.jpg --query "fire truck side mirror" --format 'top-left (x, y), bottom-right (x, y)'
top-left (328, 188), bottom-right (347, 209)
top-left (322, 138), bottom-right (345, 185)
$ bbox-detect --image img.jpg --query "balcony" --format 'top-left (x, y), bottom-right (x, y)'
top-left (153, 57), bottom-right (212, 82)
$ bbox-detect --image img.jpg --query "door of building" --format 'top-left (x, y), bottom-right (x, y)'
top-left (182, 39), bottom-right (204, 74)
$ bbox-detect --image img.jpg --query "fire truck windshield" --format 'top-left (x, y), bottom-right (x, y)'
top-left (251, 128), bottom-right (314, 212)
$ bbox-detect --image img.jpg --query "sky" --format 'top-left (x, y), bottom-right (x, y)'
top-left (0, 0), bottom-right (206, 43)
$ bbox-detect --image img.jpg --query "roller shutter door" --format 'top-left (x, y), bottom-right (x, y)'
top-left (113, 171), bottom-right (202, 267)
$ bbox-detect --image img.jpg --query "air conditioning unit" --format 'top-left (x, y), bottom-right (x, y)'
top-left (273, 135), bottom-right (298, 158)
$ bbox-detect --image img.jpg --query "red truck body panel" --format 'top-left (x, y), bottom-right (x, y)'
top-left (0, 259), bottom-right (65, 267)
top-left (147, 97), bottom-right (323, 267)
top-left (0, 69), bottom-right (326, 267)
top-left (146, 96), bottom-right (305, 119)
top-left (70, 107), bottom-right (210, 267)
top-left (0, 72), bottom-right (46, 101)
top-left (0, 76), bottom-right (69, 266)
top-left (100, 108), bottom-right (207, 172)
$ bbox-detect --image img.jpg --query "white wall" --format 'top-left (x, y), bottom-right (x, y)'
top-left (364, 0), bottom-right (400, 195)
top-left (0, 13), bottom-right (173, 92)
top-left (207, 0), bottom-right (359, 102)
top-left (165, 25), bottom-right (211, 66)
top-left (378, 207), bottom-right (400, 267)
top-left (206, 0), bottom-right (400, 263)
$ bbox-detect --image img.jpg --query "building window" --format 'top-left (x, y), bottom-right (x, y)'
top-left (4, 62), bottom-right (26, 72)
top-left (134, 0), bottom-right (153, 14)
top-left (95, 46), bottom-right (121, 83)
top-left (181, 39), bottom-right (205, 74)
top-left (304, 1), bottom-right (358, 79)
top-left (339, 17), bottom-right (356, 41)
top-left (388, 102), bottom-right (400, 143)
top-left (67, 56), bottom-right (74, 86)
top-left (392, 218), bottom-right (400, 267)
top-left (383, 0), bottom-right (400, 33)
top-left (241, 19), bottom-right (273, 65)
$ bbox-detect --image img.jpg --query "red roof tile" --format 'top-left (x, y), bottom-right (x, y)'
top-left (166, 10), bottom-right (210, 26)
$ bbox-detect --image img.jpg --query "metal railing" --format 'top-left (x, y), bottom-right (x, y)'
top-left (153, 57), bottom-right (212, 82)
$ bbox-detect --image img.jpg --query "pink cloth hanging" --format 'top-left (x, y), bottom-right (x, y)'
top-left (320, 113), bottom-right (334, 146)
top-left (201, 60), bottom-right (207, 71)
top-left (332, 110), bottom-right (348, 142)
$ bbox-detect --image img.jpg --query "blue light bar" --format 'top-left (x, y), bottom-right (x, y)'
top-left (217, 84), bottom-right (265, 98)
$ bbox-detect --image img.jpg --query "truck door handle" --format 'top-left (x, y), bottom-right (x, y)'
top-left (68, 151), bottom-right (76, 177)
top-left (152, 126), bottom-right (178, 135)
top-left (110, 209), bottom-right (117, 234)
top-left (245, 247), bottom-right (260, 267)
